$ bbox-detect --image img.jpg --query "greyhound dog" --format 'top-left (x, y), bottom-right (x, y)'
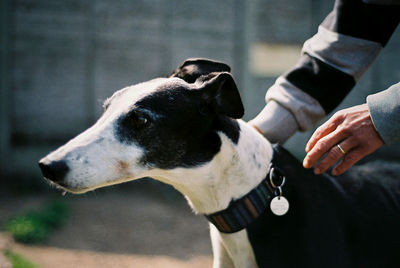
top-left (39, 58), bottom-right (400, 268)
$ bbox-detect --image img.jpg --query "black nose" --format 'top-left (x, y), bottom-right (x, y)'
top-left (38, 159), bottom-right (69, 184)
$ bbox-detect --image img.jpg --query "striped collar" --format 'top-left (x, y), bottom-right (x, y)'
top-left (205, 165), bottom-right (284, 233)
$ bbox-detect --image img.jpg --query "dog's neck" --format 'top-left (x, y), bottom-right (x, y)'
top-left (151, 120), bottom-right (273, 214)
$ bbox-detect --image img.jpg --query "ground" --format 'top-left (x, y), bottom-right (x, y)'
top-left (0, 180), bottom-right (213, 268)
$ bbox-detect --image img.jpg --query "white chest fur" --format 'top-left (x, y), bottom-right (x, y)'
top-left (207, 121), bottom-right (272, 268)
top-left (150, 120), bottom-right (273, 267)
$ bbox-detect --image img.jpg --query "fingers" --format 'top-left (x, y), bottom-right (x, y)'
top-left (303, 104), bottom-right (384, 176)
top-left (303, 129), bottom-right (345, 169)
top-left (311, 138), bottom-right (355, 175)
top-left (305, 114), bottom-right (343, 153)
top-left (331, 148), bottom-right (366, 176)
top-left (305, 123), bottom-right (334, 153)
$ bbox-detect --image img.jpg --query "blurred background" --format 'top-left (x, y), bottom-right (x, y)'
top-left (0, 0), bottom-right (399, 267)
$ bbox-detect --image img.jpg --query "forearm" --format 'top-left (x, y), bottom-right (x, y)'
top-left (249, 76), bottom-right (326, 144)
top-left (251, 0), bottom-right (399, 142)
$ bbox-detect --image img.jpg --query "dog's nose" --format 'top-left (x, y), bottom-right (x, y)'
top-left (38, 158), bottom-right (69, 184)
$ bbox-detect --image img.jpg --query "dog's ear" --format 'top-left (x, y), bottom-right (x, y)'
top-left (169, 58), bottom-right (231, 83)
top-left (198, 72), bottom-right (244, 119)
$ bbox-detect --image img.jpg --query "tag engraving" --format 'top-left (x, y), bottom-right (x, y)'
top-left (270, 196), bottom-right (289, 216)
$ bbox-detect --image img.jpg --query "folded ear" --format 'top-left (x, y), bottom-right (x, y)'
top-left (199, 72), bottom-right (244, 119)
top-left (169, 58), bottom-right (231, 83)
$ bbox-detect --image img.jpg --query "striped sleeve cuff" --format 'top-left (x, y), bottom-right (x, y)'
top-left (265, 76), bottom-right (326, 131)
top-left (283, 0), bottom-right (399, 114)
top-left (303, 26), bottom-right (382, 81)
top-left (284, 53), bottom-right (355, 114)
top-left (367, 82), bottom-right (400, 144)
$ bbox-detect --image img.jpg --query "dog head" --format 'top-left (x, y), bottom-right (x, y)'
top-left (39, 58), bottom-right (244, 193)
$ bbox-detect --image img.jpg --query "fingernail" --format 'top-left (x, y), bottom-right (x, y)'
top-left (303, 158), bottom-right (309, 168)
top-left (314, 168), bottom-right (321, 174)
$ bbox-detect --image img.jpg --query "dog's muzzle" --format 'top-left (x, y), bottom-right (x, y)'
top-left (38, 158), bottom-right (70, 186)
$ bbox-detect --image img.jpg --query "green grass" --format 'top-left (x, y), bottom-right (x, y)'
top-left (5, 199), bottom-right (69, 244)
top-left (4, 250), bottom-right (39, 268)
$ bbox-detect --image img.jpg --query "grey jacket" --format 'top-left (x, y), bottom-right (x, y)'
top-left (250, 0), bottom-right (400, 145)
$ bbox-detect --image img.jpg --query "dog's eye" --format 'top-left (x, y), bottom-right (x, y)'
top-left (136, 115), bottom-right (148, 127)
top-left (127, 112), bottom-right (149, 129)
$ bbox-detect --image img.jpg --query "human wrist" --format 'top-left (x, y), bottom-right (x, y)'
top-left (249, 101), bottom-right (299, 144)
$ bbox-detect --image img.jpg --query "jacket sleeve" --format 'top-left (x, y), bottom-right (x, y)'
top-left (250, 0), bottom-right (400, 144)
top-left (367, 82), bottom-right (400, 144)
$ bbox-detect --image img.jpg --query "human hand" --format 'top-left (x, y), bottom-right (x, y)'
top-left (303, 104), bottom-right (384, 176)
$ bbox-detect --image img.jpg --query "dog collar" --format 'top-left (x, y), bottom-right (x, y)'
top-left (205, 165), bottom-right (285, 233)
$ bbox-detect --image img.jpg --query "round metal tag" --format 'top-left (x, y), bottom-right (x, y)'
top-left (270, 196), bottom-right (289, 216)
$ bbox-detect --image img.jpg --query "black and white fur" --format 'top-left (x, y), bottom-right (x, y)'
top-left (39, 58), bottom-right (400, 268)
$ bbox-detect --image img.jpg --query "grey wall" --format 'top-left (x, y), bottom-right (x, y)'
top-left (1, 0), bottom-right (399, 184)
